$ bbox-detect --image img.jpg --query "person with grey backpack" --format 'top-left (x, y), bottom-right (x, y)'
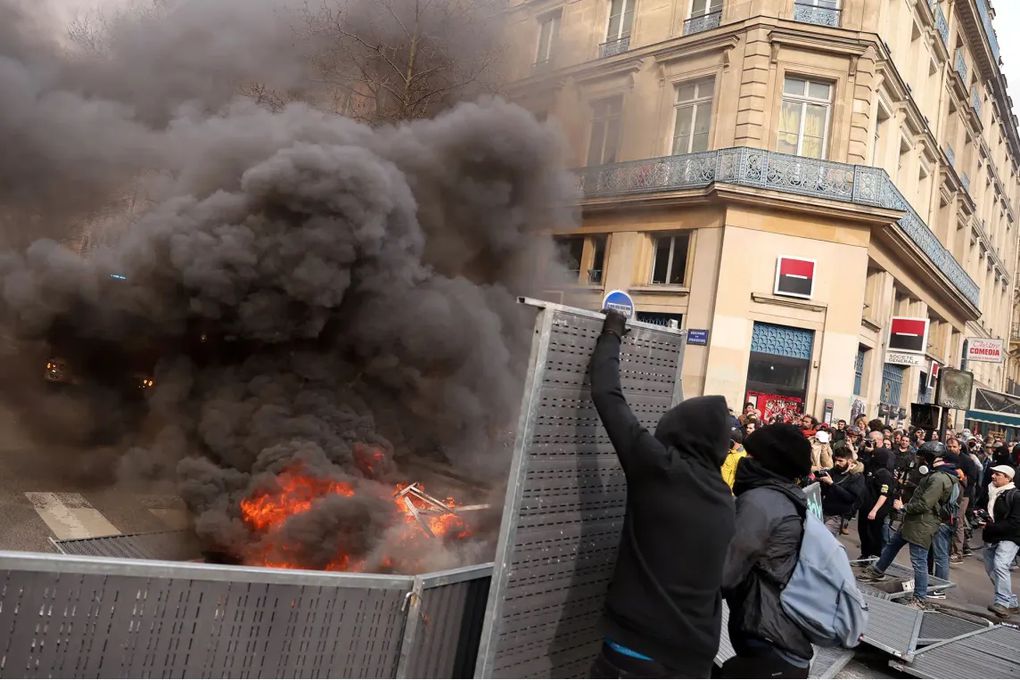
top-left (717, 425), bottom-right (867, 679)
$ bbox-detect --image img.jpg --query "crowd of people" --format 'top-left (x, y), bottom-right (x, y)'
top-left (727, 402), bottom-right (1020, 616)
top-left (585, 309), bottom-right (1020, 679)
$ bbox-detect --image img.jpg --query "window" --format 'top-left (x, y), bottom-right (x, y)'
top-left (556, 235), bottom-right (607, 284)
top-left (606, 0), bottom-right (635, 42)
top-left (672, 77), bottom-right (715, 154)
top-left (535, 12), bottom-right (560, 67)
top-left (555, 237), bottom-right (583, 278)
top-left (650, 233), bottom-right (690, 285)
top-left (778, 77), bottom-right (832, 159)
top-left (853, 346), bottom-right (867, 395)
top-left (587, 97), bottom-right (622, 165)
top-left (691, 0), bottom-right (722, 16)
top-left (589, 235), bottom-right (607, 283)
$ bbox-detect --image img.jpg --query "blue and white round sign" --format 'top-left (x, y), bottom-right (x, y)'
top-left (601, 289), bottom-right (635, 319)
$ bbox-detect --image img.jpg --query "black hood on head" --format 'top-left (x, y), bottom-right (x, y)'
top-left (654, 395), bottom-right (730, 467)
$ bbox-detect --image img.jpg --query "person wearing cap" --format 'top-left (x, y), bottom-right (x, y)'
top-left (810, 430), bottom-right (834, 472)
top-left (983, 464), bottom-right (1020, 617)
top-left (861, 441), bottom-right (961, 608)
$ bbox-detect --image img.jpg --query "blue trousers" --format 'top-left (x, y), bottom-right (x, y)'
top-left (875, 529), bottom-right (930, 599)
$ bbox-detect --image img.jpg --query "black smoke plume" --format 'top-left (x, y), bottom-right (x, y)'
top-left (0, 0), bottom-right (575, 572)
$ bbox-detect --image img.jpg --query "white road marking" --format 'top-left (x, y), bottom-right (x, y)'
top-left (25, 492), bottom-right (120, 540)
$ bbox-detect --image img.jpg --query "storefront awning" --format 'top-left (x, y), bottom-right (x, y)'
top-left (964, 388), bottom-right (1020, 429)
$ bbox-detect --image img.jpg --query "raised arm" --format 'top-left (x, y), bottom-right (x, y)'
top-left (589, 313), bottom-right (668, 477)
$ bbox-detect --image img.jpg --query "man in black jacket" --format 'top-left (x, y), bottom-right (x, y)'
top-left (719, 424), bottom-right (814, 679)
top-left (589, 310), bottom-right (736, 678)
top-left (983, 464), bottom-right (1019, 617)
top-left (820, 449), bottom-right (865, 535)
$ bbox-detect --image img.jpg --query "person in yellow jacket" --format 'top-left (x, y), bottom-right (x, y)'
top-left (721, 428), bottom-right (747, 490)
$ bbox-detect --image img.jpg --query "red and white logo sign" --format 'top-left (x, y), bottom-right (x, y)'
top-left (888, 317), bottom-right (928, 354)
top-left (927, 360), bottom-right (940, 390)
top-left (966, 337), bottom-right (1004, 363)
top-left (774, 256), bottom-right (815, 299)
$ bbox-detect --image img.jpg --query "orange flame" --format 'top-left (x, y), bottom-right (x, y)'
top-left (240, 465), bottom-right (354, 531)
top-left (238, 461), bottom-right (472, 573)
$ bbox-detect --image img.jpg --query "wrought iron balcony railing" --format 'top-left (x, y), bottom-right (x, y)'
top-left (955, 49), bottom-right (968, 83)
top-left (599, 36), bottom-right (631, 58)
top-left (976, 0), bottom-right (1001, 63)
top-left (929, 0), bottom-right (949, 46)
top-left (683, 10), bottom-right (722, 35)
top-left (792, 3), bottom-right (840, 27)
top-left (576, 147), bottom-right (980, 307)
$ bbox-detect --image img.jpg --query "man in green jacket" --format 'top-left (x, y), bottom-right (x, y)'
top-left (861, 441), bottom-right (960, 609)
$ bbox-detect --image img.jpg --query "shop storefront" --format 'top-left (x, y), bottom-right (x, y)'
top-left (745, 322), bottom-right (814, 421)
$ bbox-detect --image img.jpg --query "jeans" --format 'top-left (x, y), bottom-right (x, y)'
top-left (876, 529), bottom-right (930, 599)
top-left (984, 540), bottom-right (1020, 608)
top-left (931, 524), bottom-right (952, 581)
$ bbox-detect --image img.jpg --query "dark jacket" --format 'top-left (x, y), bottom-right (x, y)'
top-left (590, 332), bottom-right (736, 676)
top-left (984, 487), bottom-right (1020, 544)
top-left (959, 452), bottom-right (981, 501)
top-left (821, 463), bottom-right (866, 518)
top-left (862, 449), bottom-right (897, 520)
top-left (722, 458), bottom-right (813, 662)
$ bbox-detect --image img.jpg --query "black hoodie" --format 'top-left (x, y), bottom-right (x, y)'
top-left (590, 332), bottom-right (735, 677)
top-left (864, 448), bottom-right (897, 518)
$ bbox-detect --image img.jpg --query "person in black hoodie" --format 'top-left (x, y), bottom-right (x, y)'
top-left (859, 448), bottom-right (897, 559)
top-left (589, 311), bottom-right (736, 679)
top-left (718, 424), bottom-right (813, 679)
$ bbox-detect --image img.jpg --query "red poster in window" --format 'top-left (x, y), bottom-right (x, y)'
top-left (746, 390), bottom-right (805, 424)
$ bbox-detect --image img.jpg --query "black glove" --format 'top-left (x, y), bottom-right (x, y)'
top-left (601, 309), bottom-right (629, 339)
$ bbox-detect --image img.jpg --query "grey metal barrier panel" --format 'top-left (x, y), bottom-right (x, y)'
top-left (475, 298), bottom-right (686, 678)
top-left (914, 610), bottom-right (989, 647)
top-left (397, 563), bottom-right (492, 679)
top-left (890, 625), bottom-right (1020, 678)
top-left (0, 551), bottom-right (413, 678)
top-left (52, 530), bottom-right (202, 562)
top-left (860, 594), bottom-right (923, 659)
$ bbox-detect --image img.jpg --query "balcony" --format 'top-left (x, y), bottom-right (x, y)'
top-left (577, 147), bottom-right (980, 308)
top-left (954, 49), bottom-right (968, 84)
top-left (792, 3), bottom-right (840, 27)
top-left (975, 0), bottom-right (1001, 64)
top-left (599, 36), bottom-right (630, 58)
top-left (929, 1), bottom-right (949, 47)
top-left (683, 10), bottom-right (722, 35)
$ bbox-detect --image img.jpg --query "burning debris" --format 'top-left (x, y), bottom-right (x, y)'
top-left (0, 0), bottom-right (574, 574)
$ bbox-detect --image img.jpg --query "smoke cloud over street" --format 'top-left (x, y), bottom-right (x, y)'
top-left (0, 0), bottom-right (574, 572)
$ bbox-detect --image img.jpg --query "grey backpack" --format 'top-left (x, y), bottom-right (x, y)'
top-left (780, 510), bottom-right (869, 648)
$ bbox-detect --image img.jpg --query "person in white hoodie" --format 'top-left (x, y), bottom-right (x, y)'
top-left (983, 465), bottom-right (1020, 617)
